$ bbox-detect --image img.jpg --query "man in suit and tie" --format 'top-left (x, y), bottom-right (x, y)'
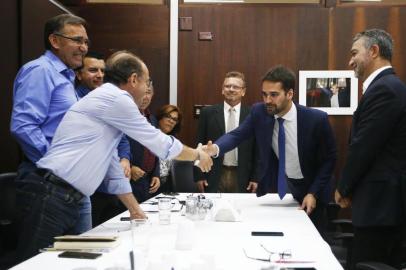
top-left (204, 66), bottom-right (337, 234)
top-left (195, 71), bottom-right (258, 193)
top-left (335, 29), bottom-right (406, 269)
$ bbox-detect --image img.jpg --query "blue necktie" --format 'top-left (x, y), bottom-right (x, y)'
top-left (277, 117), bottom-right (287, 199)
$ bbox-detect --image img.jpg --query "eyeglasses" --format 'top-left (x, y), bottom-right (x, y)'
top-left (164, 114), bottom-right (179, 123)
top-left (146, 78), bottom-right (153, 88)
top-left (243, 244), bottom-right (292, 263)
top-left (54, 33), bottom-right (91, 47)
top-left (224, 84), bottom-right (244, 90)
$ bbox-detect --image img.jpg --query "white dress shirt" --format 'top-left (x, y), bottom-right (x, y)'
top-left (330, 94), bottom-right (339, 107)
top-left (223, 101), bottom-right (241, 165)
top-left (37, 83), bottom-right (183, 196)
top-left (362, 65), bottom-right (392, 94)
top-left (272, 103), bottom-right (304, 179)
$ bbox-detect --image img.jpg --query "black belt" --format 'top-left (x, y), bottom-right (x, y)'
top-left (222, 165), bottom-right (237, 169)
top-left (36, 169), bottom-right (84, 202)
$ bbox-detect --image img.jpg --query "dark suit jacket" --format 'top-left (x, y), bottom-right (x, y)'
top-left (194, 103), bottom-right (257, 192)
top-left (127, 113), bottom-right (159, 202)
top-left (216, 103), bottom-right (336, 204)
top-left (338, 68), bottom-right (406, 227)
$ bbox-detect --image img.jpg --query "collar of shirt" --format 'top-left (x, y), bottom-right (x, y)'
top-left (45, 50), bottom-right (76, 83)
top-left (362, 65), bottom-right (392, 94)
top-left (224, 101), bottom-right (241, 114)
top-left (274, 102), bottom-right (297, 123)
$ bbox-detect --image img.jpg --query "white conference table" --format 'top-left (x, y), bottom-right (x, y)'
top-left (11, 193), bottom-right (343, 270)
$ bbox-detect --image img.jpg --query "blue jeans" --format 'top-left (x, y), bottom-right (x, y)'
top-left (74, 195), bottom-right (92, 234)
top-left (15, 172), bottom-right (82, 262)
top-left (17, 161), bottom-right (92, 234)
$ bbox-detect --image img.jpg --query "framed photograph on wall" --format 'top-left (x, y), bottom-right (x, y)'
top-left (299, 70), bottom-right (358, 115)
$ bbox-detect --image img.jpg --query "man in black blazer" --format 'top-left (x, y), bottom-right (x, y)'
top-left (335, 29), bottom-right (406, 269)
top-left (204, 66), bottom-right (337, 234)
top-left (195, 71), bottom-right (257, 193)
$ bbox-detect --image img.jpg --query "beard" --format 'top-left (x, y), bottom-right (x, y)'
top-left (266, 104), bottom-right (280, 115)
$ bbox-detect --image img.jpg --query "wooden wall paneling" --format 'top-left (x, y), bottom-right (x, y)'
top-left (71, 4), bottom-right (170, 114)
top-left (20, 0), bottom-right (66, 64)
top-left (0, 0), bottom-right (20, 173)
top-left (178, 5), bottom-right (331, 146)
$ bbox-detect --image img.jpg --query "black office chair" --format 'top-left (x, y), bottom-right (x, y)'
top-left (325, 202), bottom-right (354, 269)
top-left (171, 160), bottom-right (198, 193)
top-left (0, 172), bottom-right (18, 269)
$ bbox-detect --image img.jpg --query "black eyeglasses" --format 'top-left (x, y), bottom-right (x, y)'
top-left (164, 114), bottom-right (179, 123)
top-left (54, 33), bottom-right (91, 47)
top-left (243, 244), bottom-right (292, 263)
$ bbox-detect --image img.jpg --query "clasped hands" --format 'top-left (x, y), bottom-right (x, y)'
top-left (194, 141), bottom-right (218, 173)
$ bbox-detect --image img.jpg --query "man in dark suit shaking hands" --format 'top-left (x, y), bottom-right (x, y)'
top-left (204, 66), bottom-right (337, 234)
top-left (195, 71), bottom-right (258, 193)
top-left (335, 29), bottom-right (406, 269)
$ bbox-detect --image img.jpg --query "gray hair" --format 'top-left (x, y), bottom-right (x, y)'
top-left (353, 29), bottom-right (393, 61)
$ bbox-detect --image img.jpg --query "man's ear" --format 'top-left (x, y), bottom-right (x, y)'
top-left (370, 44), bottom-right (380, 59)
top-left (49, 34), bottom-right (60, 50)
top-left (128, 73), bottom-right (138, 86)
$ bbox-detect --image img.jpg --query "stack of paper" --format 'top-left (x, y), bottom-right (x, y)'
top-left (53, 235), bottom-right (121, 250)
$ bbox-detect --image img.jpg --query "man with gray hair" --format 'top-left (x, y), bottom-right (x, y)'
top-left (336, 29), bottom-right (406, 269)
top-left (16, 50), bottom-right (212, 261)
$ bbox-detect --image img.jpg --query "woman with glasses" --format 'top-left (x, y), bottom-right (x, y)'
top-left (155, 105), bottom-right (183, 193)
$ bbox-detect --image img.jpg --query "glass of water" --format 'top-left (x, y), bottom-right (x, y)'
top-left (158, 198), bottom-right (173, 225)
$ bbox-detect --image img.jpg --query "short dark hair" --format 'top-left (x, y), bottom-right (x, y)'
top-left (261, 65), bottom-right (295, 93)
top-left (353, 29), bottom-right (393, 62)
top-left (104, 50), bottom-right (145, 86)
top-left (225, 71), bottom-right (246, 88)
top-left (44, 14), bottom-right (87, 50)
top-left (85, 51), bottom-right (104, 61)
top-left (156, 104), bottom-right (182, 135)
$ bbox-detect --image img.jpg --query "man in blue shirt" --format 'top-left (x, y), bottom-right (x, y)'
top-left (10, 14), bottom-right (93, 237)
top-left (15, 50), bottom-right (212, 261)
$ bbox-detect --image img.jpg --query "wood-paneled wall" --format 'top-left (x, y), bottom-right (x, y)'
top-left (177, 4), bottom-right (406, 184)
top-left (70, 4), bottom-right (170, 113)
top-left (0, 0), bottom-right (20, 173)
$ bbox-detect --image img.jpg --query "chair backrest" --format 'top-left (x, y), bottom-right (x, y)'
top-left (170, 160), bottom-right (198, 193)
top-left (0, 172), bottom-right (17, 224)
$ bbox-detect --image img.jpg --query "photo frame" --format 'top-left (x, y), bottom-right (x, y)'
top-left (299, 70), bottom-right (358, 115)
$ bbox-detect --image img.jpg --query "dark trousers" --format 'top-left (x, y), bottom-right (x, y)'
top-left (287, 178), bottom-right (328, 239)
top-left (90, 192), bottom-right (125, 227)
top-left (351, 226), bottom-right (403, 270)
top-left (218, 166), bottom-right (239, 193)
top-left (15, 171), bottom-right (82, 263)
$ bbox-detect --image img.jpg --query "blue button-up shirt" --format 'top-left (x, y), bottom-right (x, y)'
top-left (10, 50), bottom-right (78, 163)
top-left (37, 83), bottom-right (183, 196)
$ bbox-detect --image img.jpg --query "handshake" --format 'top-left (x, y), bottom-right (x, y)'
top-left (194, 141), bottom-right (219, 173)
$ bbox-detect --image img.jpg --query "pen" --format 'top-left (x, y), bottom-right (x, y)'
top-left (129, 251), bottom-right (134, 270)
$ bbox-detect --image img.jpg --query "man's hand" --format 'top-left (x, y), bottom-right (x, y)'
top-left (196, 180), bottom-right (208, 193)
top-left (196, 146), bottom-right (213, 173)
top-left (335, 189), bottom-right (351, 208)
top-left (299, 193), bottom-right (317, 215)
top-left (116, 193), bottom-right (147, 220)
top-left (129, 207), bottom-right (147, 220)
top-left (201, 140), bottom-right (218, 157)
top-left (246, 181), bottom-right (258, 193)
top-left (131, 166), bottom-right (145, 181)
top-left (149, 177), bottom-right (160, 194)
top-left (120, 158), bottom-right (131, 179)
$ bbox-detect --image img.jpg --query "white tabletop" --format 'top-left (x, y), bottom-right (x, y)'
top-left (11, 193), bottom-right (343, 270)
